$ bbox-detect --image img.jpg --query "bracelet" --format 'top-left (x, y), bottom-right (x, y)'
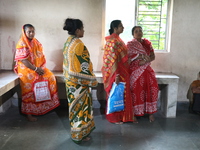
top-left (34, 67), bottom-right (37, 71)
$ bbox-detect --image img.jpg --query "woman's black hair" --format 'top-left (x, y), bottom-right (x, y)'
top-left (23, 24), bottom-right (35, 31)
top-left (109, 20), bottom-right (121, 35)
top-left (63, 18), bottom-right (83, 35)
top-left (132, 26), bottom-right (142, 35)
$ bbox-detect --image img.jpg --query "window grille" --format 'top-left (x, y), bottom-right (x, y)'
top-left (136, 0), bottom-right (168, 50)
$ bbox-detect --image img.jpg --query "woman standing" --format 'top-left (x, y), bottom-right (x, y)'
top-left (127, 26), bottom-right (159, 123)
top-left (102, 20), bottom-right (134, 124)
top-left (14, 24), bottom-right (60, 122)
top-left (63, 18), bottom-right (98, 143)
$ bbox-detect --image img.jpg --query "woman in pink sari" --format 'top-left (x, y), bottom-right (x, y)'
top-left (127, 26), bottom-right (159, 123)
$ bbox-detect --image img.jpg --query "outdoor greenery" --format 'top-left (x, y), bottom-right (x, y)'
top-left (105, 0), bottom-right (168, 50)
top-left (137, 0), bottom-right (168, 50)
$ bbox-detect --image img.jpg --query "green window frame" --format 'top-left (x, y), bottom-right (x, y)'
top-left (136, 0), bottom-right (171, 51)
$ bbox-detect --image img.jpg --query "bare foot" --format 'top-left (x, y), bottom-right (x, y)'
top-left (82, 137), bottom-right (90, 142)
top-left (115, 122), bottom-right (123, 125)
top-left (149, 114), bottom-right (155, 123)
top-left (27, 114), bottom-right (37, 122)
top-left (133, 116), bottom-right (138, 123)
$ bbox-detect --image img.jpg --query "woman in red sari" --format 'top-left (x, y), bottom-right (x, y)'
top-left (14, 24), bottom-right (60, 122)
top-left (127, 26), bottom-right (159, 123)
top-left (102, 20), bottom-right (134, 124)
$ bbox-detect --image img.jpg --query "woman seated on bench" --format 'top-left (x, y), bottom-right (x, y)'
top-left (187, 72), bottom-right (200, 113)
top-left (14, 24), bottom-right (60, 122)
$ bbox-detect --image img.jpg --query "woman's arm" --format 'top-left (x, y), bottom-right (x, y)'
top-left (136, 54), bottom-right (144, 60)
top-left (21, 59), bottom-right (36, 70)
top-left (21, 59), bottom-right (44, 75)
top-left (142, 51), bottom-right (155, 63)
top-left (149, 51), bottom-right (155, 61)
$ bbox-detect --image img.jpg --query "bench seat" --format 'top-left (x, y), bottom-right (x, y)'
top-left (0, 70), bottom-right (179, 118)
top-left (53, 71), bottom-right (179, 118)
top-left (0, 71), bottom-right (19, 96)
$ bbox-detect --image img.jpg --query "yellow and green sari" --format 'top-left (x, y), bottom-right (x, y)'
top-left (63, 35), bottom-right (98, 143)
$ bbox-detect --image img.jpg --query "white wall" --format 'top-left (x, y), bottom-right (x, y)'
top-left (152, 0), bottom-right (200, 101)
top-left (1, 0), bottom-right (200, 102)
top-left (0, 0), bottom-right (104, 71)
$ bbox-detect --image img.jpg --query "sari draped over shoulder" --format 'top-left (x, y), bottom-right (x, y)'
top-left (127, 38), bottom-right (159, 116)
top-left (14, 28), bottom-right (60, 115)
top-left (63, 35), bottom-right (98, 143)
top-left (102, 33), bottom-right (133, 123)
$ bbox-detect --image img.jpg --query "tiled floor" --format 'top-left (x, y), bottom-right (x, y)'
top-left (0, 100), bottom-right (200, 150)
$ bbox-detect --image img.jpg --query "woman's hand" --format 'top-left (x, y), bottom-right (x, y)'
top-left (138, 54), bottom-right (151, 66)
top-left (144, 55), bottom-right (150, 62)
top-left (35, 67), bottom-right (44, 75)
top-left (115, 75), bottom-right (120, 85)
top-left (21, 59), bottom-right (44, 75)
top-left (139, 60), bottom-right (146, 66)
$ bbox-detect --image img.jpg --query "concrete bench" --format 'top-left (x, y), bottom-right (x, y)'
top-left (54, 71), bottom-right (179, 118)
top-left (0, 71), bottom-right (179, 118)
top-left (155, 73), bottom-right (179, 118)
top-left (0, 70), bottom-right (20, 113)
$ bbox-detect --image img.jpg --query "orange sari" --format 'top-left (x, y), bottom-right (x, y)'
top-left (102, 33), bottom-right (133, 123)
top-left (14, 28), bottom-right (60, 115)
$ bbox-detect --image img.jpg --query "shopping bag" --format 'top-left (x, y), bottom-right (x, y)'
top-left (106, 82), bottom-right (125, 114)
top-left (33, 79), bottom-right (51, 102)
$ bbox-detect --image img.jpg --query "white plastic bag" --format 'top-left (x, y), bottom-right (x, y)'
top-left (33, 80), bottom-right (51, 102)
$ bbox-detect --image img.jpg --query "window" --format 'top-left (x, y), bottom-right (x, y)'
top-left (105, 0), bottom-right (136, 43)
top-left (137, 0), bottom-right (169, 51)
top-left (105, 0), bottom-right (171, 51)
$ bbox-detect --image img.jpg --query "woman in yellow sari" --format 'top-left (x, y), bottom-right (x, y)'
top-left (63, 18), bottom-right (98, 143)
top-left (14, 24), bottom-right (60, 122)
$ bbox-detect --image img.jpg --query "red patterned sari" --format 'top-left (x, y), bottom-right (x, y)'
top-left (102, 33), bottom-right (133, 123)
top-left (127, 38), bottom-right (158, 116)
top-left (14, 28), bottom-right (60, 115)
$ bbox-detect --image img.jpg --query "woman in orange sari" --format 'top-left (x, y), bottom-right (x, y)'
top-left (14, 24), bottom-right (60, 122)
top-left (102, 20), bottom-right (134, 124)
top-left (127, 26), bottom-right (159, 122)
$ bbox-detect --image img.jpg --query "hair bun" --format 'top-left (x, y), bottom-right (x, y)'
top-left (63, 18), bottom-right (83, 35)
top-left (63, 18), bottom-right (74, 31)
